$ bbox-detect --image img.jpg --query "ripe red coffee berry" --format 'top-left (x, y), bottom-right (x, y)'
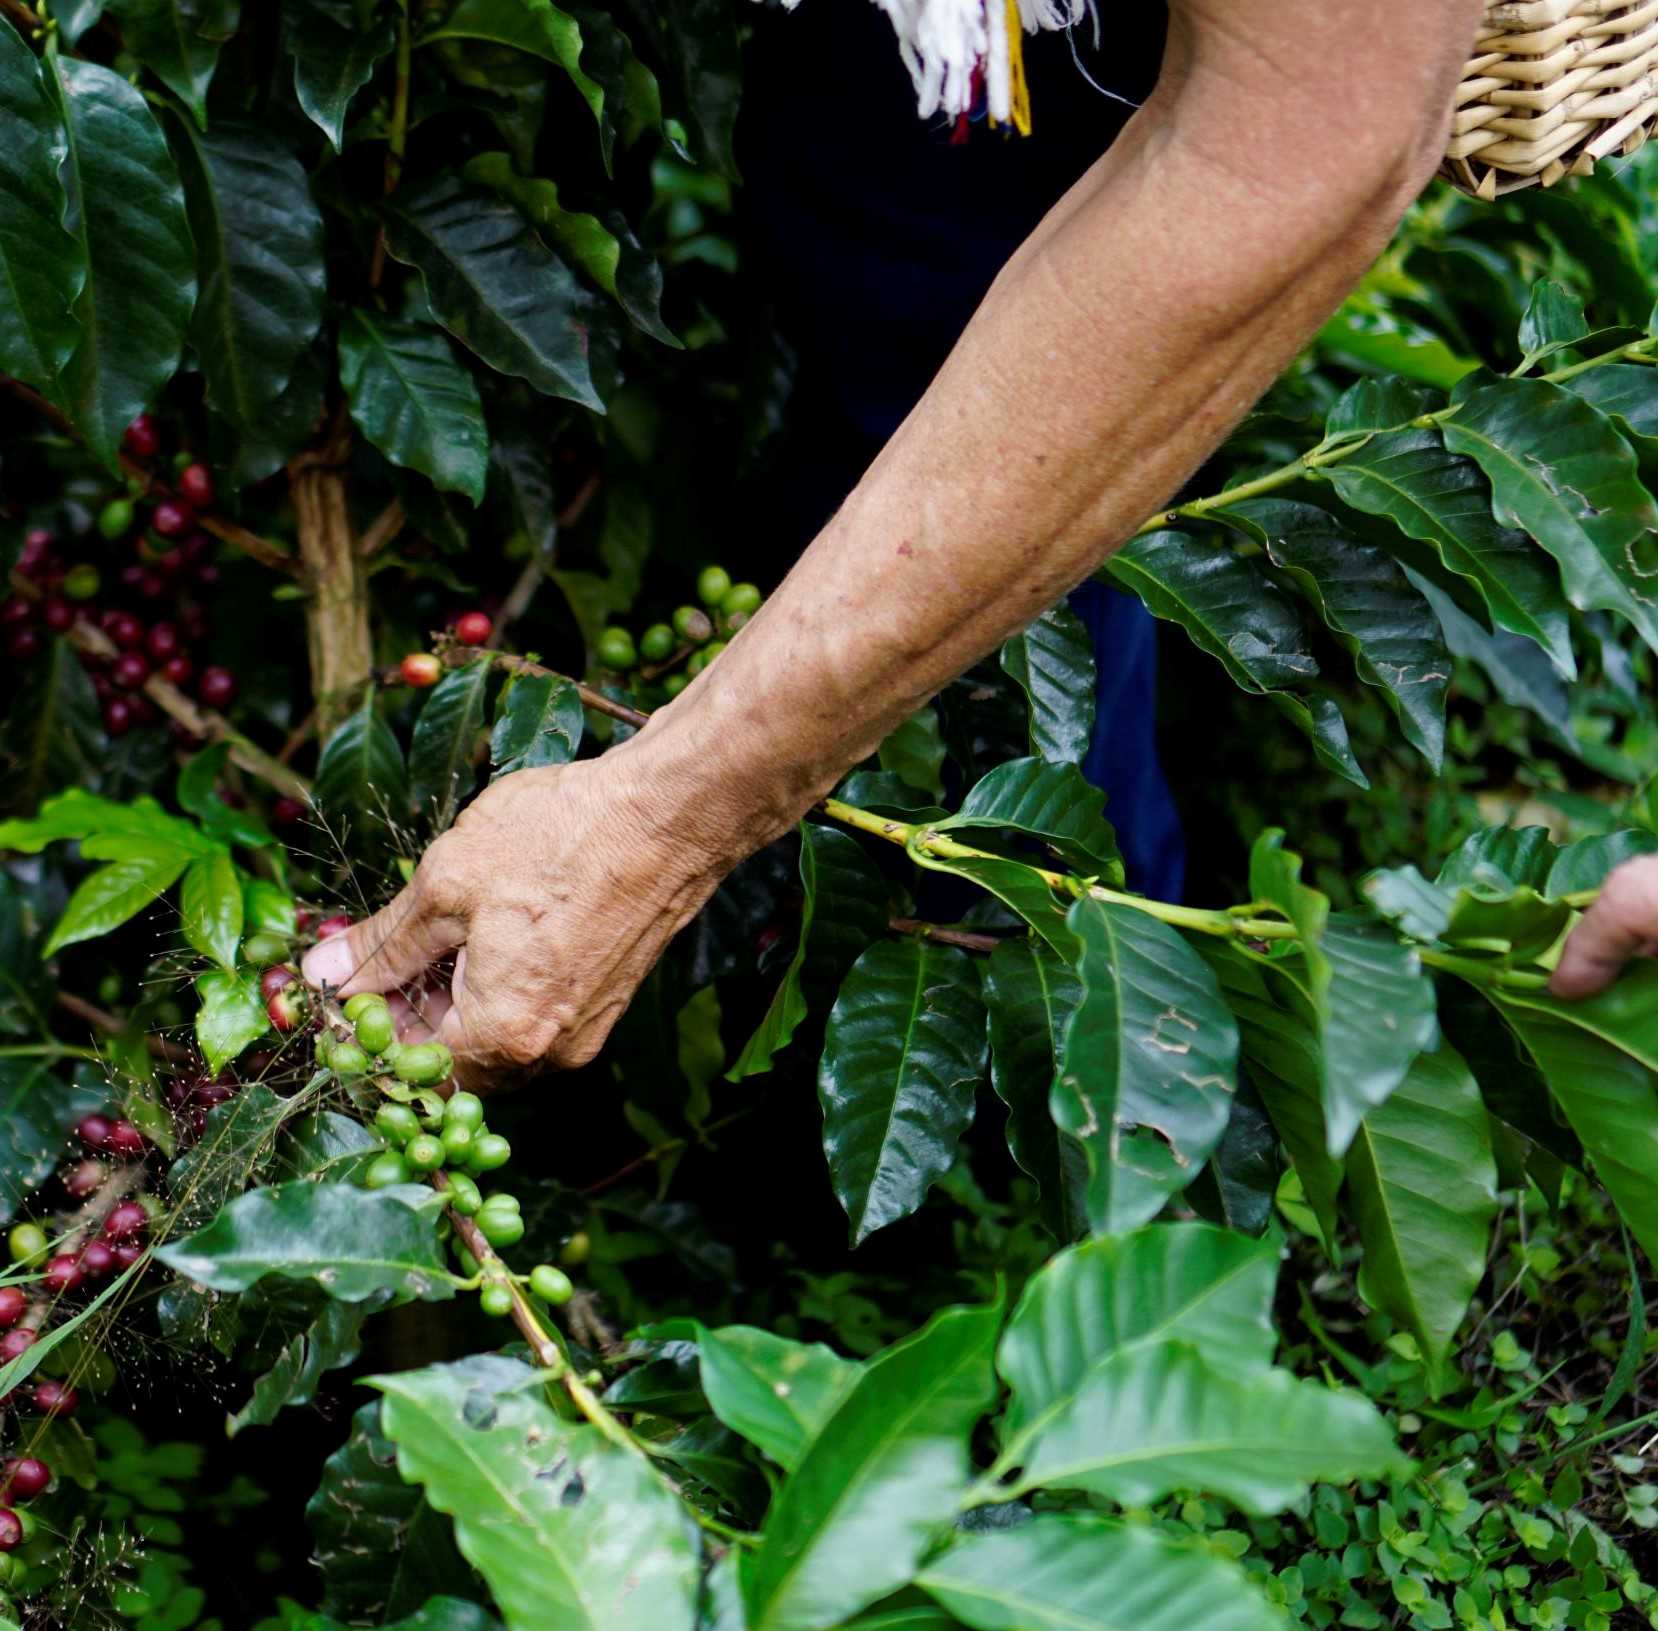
top-left (0, 1330), bottom-right (35, 1362)
top-left (271, 796), bottom-right (306, 827)
top-left (24, 527), bottom-right (51, 552)
top-left (151, 500), bottom-right (193, 538)
top-left (107, 612), bottom-right (144, 651)
top-left (266, 984), bottom-right (308, 1033)
top-left (80, 1240), bottom-right (115, 1277)
top-left (41, 597), bottom-right (73, 633)
top-left (0, 597), bottom-right (31, 627)
top-left (103, 698), bottom-right (135, 737)
top-left (64, 1159), bottom-right (106, 1198)
top-left (399, 652), bottom-right (442, 688)
top-left (32, 1381), bottom-right (77, 1416)
top-left (454, 610), bottom-right (492, 646)
top-left (0, 1510), bottom-right (20, 1551)
top-left (112, 652), bottom-right (149, 691)
top-left (103, 1201), bottom-right (147, 1239)
top-left (145, 622), bottom-right (180, 661)
top-left (316, 914), bottom-right (352, 940)
top-left (195, 1081), bottom-right (235, 1108)
top-left (77, 1114), bottom-right (114, 1151)
top-left (0, 1288), bottom-right (23, 1329)
top-left (198, 666), bottom-right (237, 709)
top-left (112, 1242), bottom-right (142, 1269)
top-left (107, 1121), bottom-right (147, 1159)
top-left (160, 655), bottom-right (193, 687)
top-left (7, 628), bottom-right (41, 662)
top-left (123, 413), bottom-right (159, 458)
top-left (42, 1255), bottom-right (83, 1295)
top-left (1, 1459), bottom-right (49, 1502)
top-left (177, 463), bottom-right (215, 508)
top-left (259, 964), bottom-right (297, 1002)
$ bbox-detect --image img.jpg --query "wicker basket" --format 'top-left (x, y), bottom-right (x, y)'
top-left (1444, 0), bottom-right (1658, 197)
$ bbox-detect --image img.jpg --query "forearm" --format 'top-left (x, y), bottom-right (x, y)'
top-left (626, 0), bottom-right (1484, 853)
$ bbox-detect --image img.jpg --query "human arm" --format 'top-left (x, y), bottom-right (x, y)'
top-left (303, 0), bottom-right (1488, 1086)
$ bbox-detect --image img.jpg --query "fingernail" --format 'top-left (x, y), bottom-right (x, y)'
top-left (302, 935), bottom-right (357, 991)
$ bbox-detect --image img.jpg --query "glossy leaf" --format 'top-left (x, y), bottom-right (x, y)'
top-left (1051, 896), bottom-right (1237, 1233)
top-left (340, 308), bottom-right (489, 503)
top-left (179, 850), bottom-right (242, 970)
top-left (385, 173), bottom-right (602, 411)
top-left (0, 786), bottom-right (215, 856)
top-left (918, 1515), bottom-right (1284, 1631)
top-left (1547, 829), bottom-right (1658, 898)
top-left (982, 938), bottom-right (1086, 1241)
top-left (1326, 377), bottom-right (1440, 435)
top-left (999, 603), bottom-right (1096, 766)
top-left (1188, 1075), bottom-right (1279, 1237)
top-left (660, 0), bottom-right (741, 176)
top-left (408, 657), bottom-right (493, 830)
top-left (879, 704), bottom-right (947, 800)
top-left (0, 1059), bottom-right (103, 1226)
top-left (105, 0), bottom-right (239, 128)
top-left (284, 0), bottom-right (396, 148)
top-left (193, 967), bottom-right (267, 1073)
top-left (0, 17), bottom-right (83, 391)
top-left (730, 823), bottom-right (887, 1080)
top-left (374, 1353), bottom-right (701, 1631)
top-left (1, 638), bottom-right (104, 813)
top-left (489, 671), bottom-right (584, 778)
top-left (229, 1294), bottom-right (381, 1435)
top-left (938, 758), bottom-right (1121, 882)
top-left (420, 0), bottom-right (602, 130)
top-left (698, 1324), bottom-right (860, 1472)
top-left (739, 1300), bottom-right (1002, 1631)
top-left (47, 56), bottom-right (197, 472)
top-left (45, 844), bottom-right (190, 956)
top-left (1518, 278), bottom-right (1588, 365)
top-left (818, 939), bottom-right (988, 1244)
top-left (1344, 1044), bottom-right (1497, 1393)
top-left (998, 1222), bottom-right (1279, 1449)
top-left (157, 1179), bottom-right (452, 1302)
top-left (1323, 429), bottom-right (1572, 672)
top-left (170, 118), bottom-right (326, 428)
top-left (1443, 374), bottom-right (1658, 656)
top-left (314, 689), bottom-right (410, 831)
top-left (307, 1402), bottom-right (473, 1625)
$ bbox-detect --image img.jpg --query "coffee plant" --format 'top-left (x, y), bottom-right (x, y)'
top-left (4, 2), bottom-right (1658, 1628)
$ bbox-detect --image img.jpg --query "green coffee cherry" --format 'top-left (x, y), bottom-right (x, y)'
top-left (596, 627), bottom-right (638, 671)
top-left (444, 1091), bottom-right (485, 1132)
top-left (404, 1134), bottom-right (444, 1173)
top-left (0, 1556), bottom-right (18, 1589)
top-left (97, 497), bottom-right (135, 541)
top-left (697, 565), bottom-right (732, 607)
top-left (476, 1207), bottom-right (525, 1248)
top-left (62, 563), bottom-right (101, 601)
top-left (375, 1102), bottom-right (421, 1146)
top-left (344, 993), bottom-right (386, 1023)
top-left (364, 1151), bottom-right (411, 1190)
top-left (479, 1282), bottom-right (515, 1318)
top-left (703, 640), bottom-right (728, 663)
top-left (445, 1171), bottom-right (483, 1215)
top-left (686, 650), bottom-right (708, 679)
top-left (468, 1133), bottom-right (511, 1171)
top-left (315, 1030), bottom-right (336, 1067)
top-left (353, 1004), bottom-right (396, 1057)
top-left (530, 1264), bottom-right (574, 1306)
top-left (484, 1191), bottom-right (520, 1213)
top-left (440, 1123), bottom-right (474, 1164)
top-left (722, 581), bottom-right (762, 617)
top-left (663, 673), bottom-right (688, 698)
top-left (394, 1043), bottom-right (454, 1086)
top-left (457, 1247), bottom-right (481, 1277)
top-left (560, 1230), bottom-right (591, 1267)
top-left (640, 623), bottom-right (675, 663)
top-left (671, 604), bottom-right (713, 644)
top-left (330, 1042), bottom-right (370, 1077)
top-left (8, 1222), bottom-right (48, 1265)
top-left (241, 930), bottom-right (290, 966)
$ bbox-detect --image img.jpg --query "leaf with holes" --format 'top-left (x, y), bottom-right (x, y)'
top-left (489, 671), bottom-right (584, 778)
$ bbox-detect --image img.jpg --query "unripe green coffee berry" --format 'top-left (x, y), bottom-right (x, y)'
top-left (445, 1171), bottom-right (483, 1215)
top-left (315, 1031), bottom-right (336, 1067)
top-left (8, 1223), bottom-right (48, 1266)
top-left (457, 1247), bottom-right (480, 1277)
top-left (0, 1555), bottom-right (18, 1588)
top-left (722, 581), bottom-right (762, 617)
top-left (686, 649), bottom-right (708, 678)
top-left (63, 563), bottom-right (101, 601)
top-left (375, 1102), bottom-right (421, 1146)
top-left (640, 623), bottom-right (675, 663)
top-left (444, 1091), bottom-right (485, 1132)
top-left (364, 1151), bottom-right (411, 1190)
top-left (98, 498), bottom-right (135, 541)
top-left (479, 1282), bottom-right (514, 1318)
top-left (596, 627), bottom-right (637, 671)
top-left (10, 1509), bottom-right (36, 1545)
top-left (671, 604), bottom-right (713, 644)
top-left (241, 930), bottom-right (290, 966)
top-left (476, 1207), bottom-right (524, 1248)
top-left (530, 1264), bottom-right (574, 1305)
top-left (440, 1123), bottom-right (473, 1164)
top-left (484, 1190), bottom-right (520, 1212)
top-left (703, 640), bottom-right (727, 663)
top-left (343, 993), bottom-right (386, 1023)
top-left (353, 1005), bottom-right (395, 1056)
top-left (404, 1135), bottom-right (444, 1173)
top-left (697, 565), bottom-right (732, 607)
top-left (663, 673), bottom-right (688, 698)
top-left (468, 1133), bottom-right (511, 1171)
top-left (330, 1042), bottom-right (370, 1077)
top-left (561, 1230), bottom-right (591, 1267)
top-left (394, 1043), bottom-right (454, 1086)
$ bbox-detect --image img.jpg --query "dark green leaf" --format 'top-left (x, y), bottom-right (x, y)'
top-left (1326, 378), bottom-right (1439, 436)
top-left (1, 639), bottom-right (105, 814)
top-left (193, 967), bottom-right (267, 1073)
top-left (340, 308), bottom-right (489, 503)
top-left (998, 603), bottom-right (1095, 766)
top-left (660, 0), bottom-right (740, 176)
top-left (489, 671), bottom-right (583, 778)
top-left (0, 1059), bottom-right (103, 1226)
top-left (284, 0), bottom-right (397, 149)
top-left (179, 850), bottom-right (241, 970)
top-left (739, 1301), bottom-right (1001, 1631)
top-left (1547, 829), bottom-right (1658, 898)
top-left (420, 0), bottom-right (602, 133)
top-left (1518, 279), bottom-right (1588, 365)
top-left (938, 758), bottom-right (1121, 882)
top-left (314, 689), bottom-right (410, 833)
top-left (408, 657), bottom-right (493, 831)
top-left (229, 1294), bottom-right (382, 1435)
top-left (47, 56), bottom-right (196, 472)
top-left (0, 17), bottom-right (83, 391)
top-left (878, 704), bottom-right (947, 801)
top-left (1188, 1073), bottom-right (1279, 1237)
top-left (818, 939), bottom-right (988, 1244)
top-left (698, 1323), bottom-right (859, 1472)
top-left (104, 0), bottom-right (239, 128)
top-left (278, 1109), bottom-right (380, 1183)
top-left (167, 1082), bottom-right (288, 1230)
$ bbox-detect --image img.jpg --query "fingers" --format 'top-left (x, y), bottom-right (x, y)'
top-left (302, 867), bottom-right (466, 999)
top-left (1550, 856), bottom-right (1658, 998)
top-left (388, 983), bottom-right (452, 1044)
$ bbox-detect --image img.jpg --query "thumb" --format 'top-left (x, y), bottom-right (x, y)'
top-left (302, 879), bottom-right (465, 998)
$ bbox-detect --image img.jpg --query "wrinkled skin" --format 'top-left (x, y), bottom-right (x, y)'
top-left (1552, 857), bottom-right (1658, 999)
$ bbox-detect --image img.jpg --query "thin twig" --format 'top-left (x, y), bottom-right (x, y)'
top-left (53, 992), bottom-right (192, 1065)
top-left (889, 917), bottom-right (1004, 954)
top-left (368, 8), bottom-right (413, 290)
top-left (277, 709), bottom-right (318, 765)
top-left (358, 499), bottom-right (406, 559)
top-left (436, 646), bottom-right (650, 730)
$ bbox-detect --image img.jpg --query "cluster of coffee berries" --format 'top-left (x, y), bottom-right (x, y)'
top-left (0, 1452), bottom-right (51, 1603)
top-left (398, 607), bottom-right (493, 689)
top-left (593, 564), bottom-right (763, 699)
top-left (6, 415), bottom-right (235, 739)
top-left (255, 913), bottom-right (350, 1034)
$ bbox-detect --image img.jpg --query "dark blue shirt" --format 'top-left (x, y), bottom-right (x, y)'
top-left (741, 1), bottom-right (1183, 898)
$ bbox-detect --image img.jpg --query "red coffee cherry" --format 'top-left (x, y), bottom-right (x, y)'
top-left (266, 984), bottom-right (308, 1033)
top-left (112, 652), bottom-right (149, 691)
top-left (103, 1201), bottom-right (148, 1240)
top-left (0, 1288), bottom-right (24, 1330)
top-left (271, 796), bottom-right (306, 827)
top-left (400, 651), bottom-right (443, 688)
top-left (198, 666), bottom-right (237, 709)
top-left (159, 655), bottom-right (193, 688)
top-left (111, 1241), bottom-right (142, 1270)
top-left (145, 621), bottom-right (180, 661)
top-left (107, 612), bottom-right (144, 651)
top-left (32, 1380), bottom-right (77, 1417)
top-left (0, 1509), bottom-right (21, 1551)
top-left (41, 597), bottom-right (73, 633)
top-left (259, 964), bottom-right (298, 1002)
top-left (7, 627), bottom-right (41, 661)
top-left (0, 1331), bottom-right (36, 1363)
top-left (194, 1081), bottom-right (236, 1108)
top-left (122, 413), bottom-right (160, 458)
top-left (107, 1121), bottom-right (147, 1159)
top-left (150, 500), bottom-right (193, 538)
top-left (79, 1239), bottom-right (115, 1277)
top-left (454, 610), bottom-right (492, 646)
top-left (76, 1113), bottom-right (114, 1151)
top-left (64, 1159), bottom-right (106, 1199)
top-left (42, 1254), bottom-right (83, 1295)
top-left (1, 1459), bottom-right (50, 1502)
top-left (0, 597), bottom-right (31, 627)
top-left (177, 463), bottom-right (215, 508)
top-left (103, 698), bottom-right (135, 737)
top-left (315, 914), bottom-right (352, 940)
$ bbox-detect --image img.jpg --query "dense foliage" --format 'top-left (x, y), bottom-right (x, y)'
top-left (3, 2), bottom-right (1658, 1629)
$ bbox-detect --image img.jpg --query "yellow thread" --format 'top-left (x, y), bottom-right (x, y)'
top-left (1006, 0), bottom-right (1031, 135)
